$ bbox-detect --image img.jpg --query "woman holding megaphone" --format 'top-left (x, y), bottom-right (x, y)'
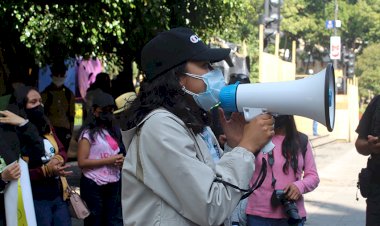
top-left (120, 27), bottom-right (275, 226)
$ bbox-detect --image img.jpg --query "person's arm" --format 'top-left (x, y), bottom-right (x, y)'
top-left (1, 162), bottom-right (21, 183)
top-left (25, 126), bottom-right (66, 180)
top-left (0, 162), bottom-right (21, 191)
top-left (20, 124), bottom-right (71, 179)
top-left (16, 121), bottom-right (45, 169)
top-left (135, 113), bottom-right (271, 226)
top-left (77, 137), bottom-right (123, 169)
top-left (30, 130), bottom-right (72, 179)
top-left (355, 96), bottom-right (380, 156)
top-left (8, 116), bottom-right (47, 180)
top-left (355, 136), bottom-right (380, 156)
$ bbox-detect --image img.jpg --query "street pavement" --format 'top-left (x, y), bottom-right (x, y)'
top-left (304, 141), bottom-right (367, 226)
top-left (72, 141), bottom-right (368, 226)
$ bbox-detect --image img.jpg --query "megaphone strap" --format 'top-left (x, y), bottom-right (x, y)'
top-left (213, 157), bottom-right (267, 200)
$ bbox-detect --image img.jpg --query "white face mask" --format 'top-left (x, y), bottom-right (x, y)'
top-left (182, 68), bottom-right (226, 111)
top-left (52, 76), bottom-right (66, 87)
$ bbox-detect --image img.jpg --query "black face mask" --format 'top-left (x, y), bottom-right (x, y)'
top-left (95, 111), bottom-right (114, 127)
top-left (25, 105), bottom-right (50, 135)
top-left (99, 111), bottom-right (114, 121)
top-left (26, 105), bottom-right (44, 122)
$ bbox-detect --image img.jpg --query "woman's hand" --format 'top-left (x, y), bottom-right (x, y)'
top-left (284, 183), bottom-right (301, 201)
top-left (1, 162), bottom-right (21, 182)
top-left (46, 158), bottom-right (72, 177)
top-left (238, 113), bottom-right (274, 154)
top-left (50, 155), bottom-right (64, 167)
top-left (218, 108), bottom-right (245, 148)
top-left (111, 154), bottom-right (125, 168)
top-left (0, 110), bottom-right (28, 126)
top-left (51, 164), bottom-right (73, 177)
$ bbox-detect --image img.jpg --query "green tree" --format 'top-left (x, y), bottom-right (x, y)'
top-left (214, 0), bottom-right (263, 81)
top-left (281, 0), bottom-right (380, 66)
top-left (356, 43), bottom-right (380, 100)
top-left (1, 0), bottom-right (246, 67)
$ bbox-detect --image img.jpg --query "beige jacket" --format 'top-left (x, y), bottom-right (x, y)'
top-left (121, 109), bottom-right (255, 226)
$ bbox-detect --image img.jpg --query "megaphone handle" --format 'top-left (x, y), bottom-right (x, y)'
top-left (261, 140), bottom-right (275, 154)
top-left (241, 107), bottom-right (275, 153)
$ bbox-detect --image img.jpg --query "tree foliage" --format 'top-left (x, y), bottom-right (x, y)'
top-left (281, 0), bottom-right (380, 60)
top-left (356, 43), bottom-right (380, 99)
top-left (1, 0), bottom-right (380, 97)
top-left (0, 0), bottom-right (249, 69)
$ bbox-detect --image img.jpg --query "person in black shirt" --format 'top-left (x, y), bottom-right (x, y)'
top-left (0, 125), bottom-right (21, 226)
top-left (355, 95), bottom-right (380, 226)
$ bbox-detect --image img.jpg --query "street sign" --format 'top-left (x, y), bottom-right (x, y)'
top-left (330, 36), bottom-right (341, 60)
top-left (335, 20), bottom-right (342, 28)
top-left (326, 20), bottom-right (335, 29)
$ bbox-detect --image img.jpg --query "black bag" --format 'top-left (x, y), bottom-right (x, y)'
top-left (358, 167), bottom-right (373, 198)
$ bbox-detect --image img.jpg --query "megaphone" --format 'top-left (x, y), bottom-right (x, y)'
top-left (220, 63), bottom-right (335, 133)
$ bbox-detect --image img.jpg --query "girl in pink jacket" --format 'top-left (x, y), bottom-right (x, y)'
top-left (246, 115), bottom-right (320, 226)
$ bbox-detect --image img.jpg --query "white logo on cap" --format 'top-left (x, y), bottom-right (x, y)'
top-left (190, 35), bottom-right (200, 43)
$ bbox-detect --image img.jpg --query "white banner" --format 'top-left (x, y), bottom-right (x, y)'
top-left (330, 36), bottom-right (341, 60)
top-left (4, 158), bottom-right (37, 226)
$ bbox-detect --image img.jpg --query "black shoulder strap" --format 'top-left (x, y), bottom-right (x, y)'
top-left (214, 157), bottom-right (267, 200)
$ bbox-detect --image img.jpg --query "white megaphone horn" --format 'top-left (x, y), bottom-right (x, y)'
top-left (219, 63), bottom-right (336, 153)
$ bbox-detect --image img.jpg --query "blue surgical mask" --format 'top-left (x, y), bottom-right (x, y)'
top-left (182, 68), bottom-right (226, 111)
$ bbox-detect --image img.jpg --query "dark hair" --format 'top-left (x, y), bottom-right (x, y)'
top-left (51, 62), bottom-right (67, 77)
top-left (7, 86), bottom-right (51, 135)
top-left (277, 115), bottom-right (302, 174)
top-left (78, 113), bottom-right (119, 144)
top-left (7, 86), bottom-right (37, 117)
top-left (88, 72), bottom-right (111, 94)
top-left (122, 63), bottom-right (209, 134)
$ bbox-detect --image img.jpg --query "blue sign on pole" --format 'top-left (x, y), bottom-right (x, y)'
top-left (326, 20), bottom-right (335, 29)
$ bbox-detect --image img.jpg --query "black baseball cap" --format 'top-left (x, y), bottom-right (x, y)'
top-left (141, 27), bottom-right (230, 81)
top-left (92, 90), bottom-right (116, 108)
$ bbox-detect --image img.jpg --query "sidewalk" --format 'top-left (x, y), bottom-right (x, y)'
top-left (304, 142), bottom-right (367, 226)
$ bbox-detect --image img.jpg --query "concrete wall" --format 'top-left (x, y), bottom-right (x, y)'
top-left (259, 52), bottom-right (295, 83)
top-left (347, 78), bottom-right (359, 142)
